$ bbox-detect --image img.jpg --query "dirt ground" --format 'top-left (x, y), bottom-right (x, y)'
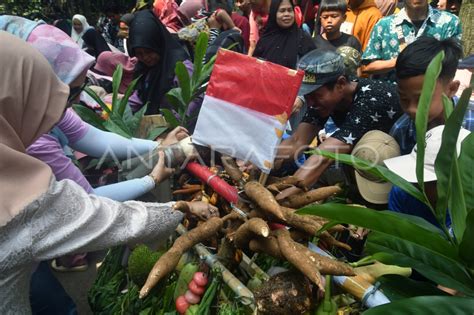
top-left (53, 250), bottom-right (106, 315)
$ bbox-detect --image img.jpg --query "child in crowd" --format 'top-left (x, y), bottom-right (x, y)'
top-left (247, 0), bottom-right (271, 56)
top-left (386, 37), bottom-right (471, 226)
top-left (341, 0), bottom-right (382, 51)
top-left (313, 0), bottom-right (362, 52)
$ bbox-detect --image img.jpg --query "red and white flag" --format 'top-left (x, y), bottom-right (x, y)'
top-left (192, 50), bottom-right (303, 172)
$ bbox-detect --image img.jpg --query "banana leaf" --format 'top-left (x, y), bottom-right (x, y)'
top-left (363, 296), bottom-right (474, 314)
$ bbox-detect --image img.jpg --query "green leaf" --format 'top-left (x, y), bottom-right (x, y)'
top-left (435, 85), bottom-right (471, 240)
top-left (111, 64), bottom-right (123, 115)
top-left (146, 126), bottom-right (168, 140)
top-left (197, 53), bottom-right (218, 88)
top-left (104, 112), bottom-right (133, 138)
top-left (191, 32), bottom-right (209, 89)
top-left (84, 86), bottom-right (111, 114)
top-left (297, 204), bottom-right (458, 259)
top-left (460, 210), bottom-right (474, 268)
top-left (72, 105), bottom-right (105, 130)
top-left (166, 87), bottom-right (188, 113)
top-left (118, 75), bottom-right (141, 117)
top-left (367, 232), bottom-right (474, 295)
top-left (458, 133), bottom-right (474, 213)
top-left (175, 61), bottom-right (192, 105)
top-left (309, 149), bottom-right (430, 207)
top-left (363, 296), bottom-right (474, 314)
top-left (377, 274), bottom-right (448, 301)
top-left (129, 105), bottom-right (147, 137)
top-left (415, 51), bottom-right (444, 190)
top-left (160, 108), bottom-right (179, 129)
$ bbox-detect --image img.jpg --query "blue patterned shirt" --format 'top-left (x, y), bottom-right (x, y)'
top-left (362, 6), bottom-right (462, 80)
top-left (390, 98), bottom-right (474, 154)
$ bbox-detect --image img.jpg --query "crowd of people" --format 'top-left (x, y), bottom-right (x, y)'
top-left (0, 0), bottom-right (473, 313)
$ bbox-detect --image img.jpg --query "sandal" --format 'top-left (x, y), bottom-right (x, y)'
top-left (51, 258), bottom-right (88, 272)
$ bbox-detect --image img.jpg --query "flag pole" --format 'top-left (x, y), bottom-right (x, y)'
top-left (258, 171), bottom-right (269, 186)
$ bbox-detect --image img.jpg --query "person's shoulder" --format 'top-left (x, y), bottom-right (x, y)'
top-left (356, 78), bottom-right (397, 97)
top-left (431, 8), bottom-right (460, 24)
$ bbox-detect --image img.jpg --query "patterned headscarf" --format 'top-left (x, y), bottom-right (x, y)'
top-left (27, 24), bottom-right (96, 84)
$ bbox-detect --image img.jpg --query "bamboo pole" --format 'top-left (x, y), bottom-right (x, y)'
top-left (176, 224), bottom-right (256, 309)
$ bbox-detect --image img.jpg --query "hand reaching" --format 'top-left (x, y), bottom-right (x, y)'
top-left (161, 126), bottom-right (189, 146)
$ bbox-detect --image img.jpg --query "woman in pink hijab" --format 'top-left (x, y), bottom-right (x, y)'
top-left (93, 51), bottom-right (138, 93)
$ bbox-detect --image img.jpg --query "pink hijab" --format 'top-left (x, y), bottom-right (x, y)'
top-left (0, 32), bottom-right (69, 227)
top-left (94, 51), bottom-right (138, 93)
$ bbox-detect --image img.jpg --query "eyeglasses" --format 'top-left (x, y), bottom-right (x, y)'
top-left (67, 81), bottom-right (88, 107)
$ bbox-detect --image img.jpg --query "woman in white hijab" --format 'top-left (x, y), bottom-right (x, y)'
top-left (71, 14), bottom-right (91, 47)
top-left (0, 31), bottom-right (217, 314)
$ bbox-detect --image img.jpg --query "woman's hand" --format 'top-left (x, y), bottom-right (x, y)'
top-left (149, 151), bottom-right (175, 184)
top-left (161, 126), bottom-right (189, 146)
top-left (174, 201), bottom-right (220, 220)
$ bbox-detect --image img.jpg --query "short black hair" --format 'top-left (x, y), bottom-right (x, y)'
top-left (319, 0), bottom-right (348, 14)
top-left (396, 36), bottom-right (463, 82)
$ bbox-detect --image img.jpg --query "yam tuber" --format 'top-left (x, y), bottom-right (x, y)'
top-left (255, 271), bottom-right (312, 315)
top-left (280, 186), bottom-right (342, 208)
top-left (244, 181), bottom-right (285, 221)
top-left (233, 218), bottom-right (270, 249)
top-left (274, 229), bottom-right (324, 291)
top-left (221, 155), bottom-right (244, 183)
top-left (140, 217), bottom-right (224, 298)
top-left (266, 176), bottom-right (306, 193)
top-left (248, 236), bottom-right (283, 259)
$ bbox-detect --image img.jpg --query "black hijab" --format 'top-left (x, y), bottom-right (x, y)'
top-left (82, 28), bottom-right (111, 58)
top-left (253, 0), bottom-right (315, 69)
top-left (129, 10), bottom-right (189, 114)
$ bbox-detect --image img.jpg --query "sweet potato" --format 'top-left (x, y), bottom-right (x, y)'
top-left (139, 217), bottom-right (224, 298)
top-left (280, 186), bottom-right (342, 208)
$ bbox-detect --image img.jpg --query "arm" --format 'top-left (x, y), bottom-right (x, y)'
top-left (293, 137), bottom-right (352, 188)
top-left (248, 11), bottom-right (258, 56)
top-left (361, 58), bottom-right (397, 76)
top-left (215, 10), bottom-right (237, 30)
top-left (71, 124), bottom-right (158, 160)
top-left (360, 20), bottom-right (394, 75)
top-left (274, 122), bottom-right (319, 168)
top-left (59, 108), bottom-right (158, 159)
top-left (27, 134), bottom-right (94, 193)
top-left (30, 179), bottom-right (184, 261)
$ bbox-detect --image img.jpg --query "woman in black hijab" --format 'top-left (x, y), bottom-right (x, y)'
top-left (253, 0), bottom-right (315, 69)
top-left (82, 28), bottom-right (111, 58)
top-left (129, 10), bottom-right (189, 114)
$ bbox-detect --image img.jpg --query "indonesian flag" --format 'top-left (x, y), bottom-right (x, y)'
top-left (193, 50), bottom-right (304, 172)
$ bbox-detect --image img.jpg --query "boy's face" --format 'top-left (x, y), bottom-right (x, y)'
top-left (305, 81), bottom-right (345, 118)
top-left (320, 10), bottom-right (345, 34)
top-left (397, 75), bottom-right (459, 125)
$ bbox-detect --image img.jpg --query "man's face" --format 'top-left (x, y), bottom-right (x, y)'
top-left (404, 0), bottom-right (428, 12)
top-left (305, 84), bottom-right (344, 118)
top-left (397, 74), bottom-right (457, 124)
